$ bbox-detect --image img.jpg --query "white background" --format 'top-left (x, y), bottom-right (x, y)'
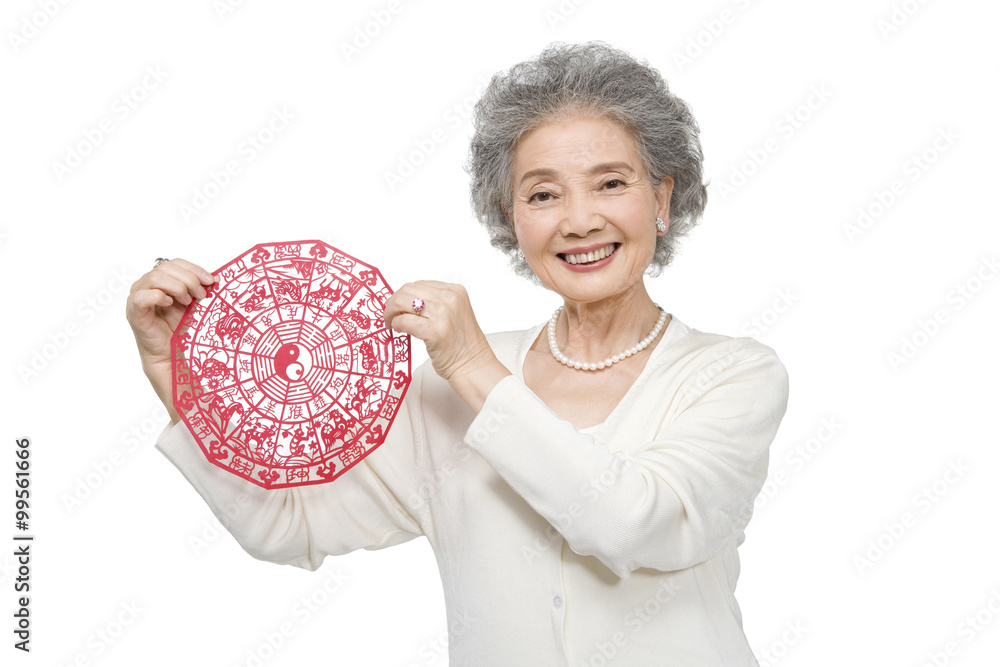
top-left (2, 0), bottom-right (998, 665)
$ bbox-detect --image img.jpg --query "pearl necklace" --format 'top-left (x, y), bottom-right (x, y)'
top-left (548, 305), bottom-right (668, 371)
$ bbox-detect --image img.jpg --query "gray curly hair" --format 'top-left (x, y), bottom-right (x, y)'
top-left (466, 41), bottom-right (708, 280)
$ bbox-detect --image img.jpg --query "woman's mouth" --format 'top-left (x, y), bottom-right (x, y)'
top-left (559, 243), bottom-right (619, 265)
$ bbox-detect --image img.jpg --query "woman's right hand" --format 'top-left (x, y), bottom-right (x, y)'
top-left (125, 258), bottom-right (216, 423)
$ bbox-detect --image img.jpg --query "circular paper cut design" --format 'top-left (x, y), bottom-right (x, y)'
top-left (170, 240), bottom-right (411, 488)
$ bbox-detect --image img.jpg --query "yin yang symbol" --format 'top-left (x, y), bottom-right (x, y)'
top-left (275, 343), bottom-right (311, 381)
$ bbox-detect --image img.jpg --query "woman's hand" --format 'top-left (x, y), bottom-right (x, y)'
top-left (384, 281), bottom-right (511, 412)
top-left (125, 258), bottom-right (216, 423)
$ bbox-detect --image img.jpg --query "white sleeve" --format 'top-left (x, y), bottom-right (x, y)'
top-left (463, 340), bottom-right (789, 579)
top-left (155, 373), bottom-right (428, 571)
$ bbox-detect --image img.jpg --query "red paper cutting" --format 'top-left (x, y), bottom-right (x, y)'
top-left (170, 240), bottom-right (411, 489)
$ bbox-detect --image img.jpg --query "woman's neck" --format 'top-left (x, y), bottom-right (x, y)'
top-left (556, 286), bottom-right (663, 362)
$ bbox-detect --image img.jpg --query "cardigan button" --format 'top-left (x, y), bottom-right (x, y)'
top-left (553, 595), bottom-right (563, 608)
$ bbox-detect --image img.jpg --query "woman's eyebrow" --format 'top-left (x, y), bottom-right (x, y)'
top-left (588, 161), bottom-right (636, 176)
top-left (519, 167), bottom-right (558, 185)
top-left (518, 162), bottom-right (636, 186)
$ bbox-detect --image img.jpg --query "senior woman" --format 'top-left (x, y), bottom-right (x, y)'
top-left (128, 42), bottom-right (788, 666)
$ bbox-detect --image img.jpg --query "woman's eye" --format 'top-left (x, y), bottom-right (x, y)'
top-left (528, 191), bottom-right (552, 203)
top-left (603, 179), bottom-right (624, 189)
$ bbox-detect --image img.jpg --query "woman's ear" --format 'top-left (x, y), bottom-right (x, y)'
top-left (501, 201), bottom-right (517, 233)
top-left (655, 175), bottom-right (674, 235)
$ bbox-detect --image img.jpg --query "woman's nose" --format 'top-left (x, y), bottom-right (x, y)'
top-left (559, 194), bottom-right (606, 237)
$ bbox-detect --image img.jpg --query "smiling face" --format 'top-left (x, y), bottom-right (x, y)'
top-left (510, 113), bottom-right (673, 306)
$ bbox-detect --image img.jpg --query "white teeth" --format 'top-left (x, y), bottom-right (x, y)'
top-left (564, 244), bottom-right (615, 265)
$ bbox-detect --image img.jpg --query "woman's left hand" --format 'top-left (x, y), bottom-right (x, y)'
top-left (384, 280), bottom-right (498, 383)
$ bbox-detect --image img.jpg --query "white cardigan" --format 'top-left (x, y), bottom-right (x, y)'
top-left (156, 314), bottom-right (789, 666)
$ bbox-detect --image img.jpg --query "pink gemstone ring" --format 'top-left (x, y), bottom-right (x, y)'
top-left (412, 297), bottom-right (425, 314)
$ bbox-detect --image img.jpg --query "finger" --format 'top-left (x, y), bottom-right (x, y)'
top-left (145, 272), bottom-right (202, 306)
top-left (130, 259), bottom-right (214, 297)
top-left (402, 282), bottom-right (469, 313)
top-left (384, 287), bottom-right (421, 326)
top-left (155, 258), bottom-right (216, 285)
top-left (383, 298), bottom-right (419, 330)
top-left (384, 289), bottom-right (440, 329)
top-left (154, 261), bottom-right (215, 300)
top-left (389, 282), bottom-right (451, 311)
top-left (130, 287), bottom-right (174, 309)
top-left (393, 280), bottom-right (450, 298)
top-left (387, 311), bottom-right (435, 341)
top-left (405, 279), bottom-right (457, 291)
top-left (127, 288), bottom-right (176, 331)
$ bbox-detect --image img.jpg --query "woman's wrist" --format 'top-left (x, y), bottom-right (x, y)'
top-left (142, 358), bottom-right (181, 424)
top-left (446, 354), bottom-right (512, 414)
